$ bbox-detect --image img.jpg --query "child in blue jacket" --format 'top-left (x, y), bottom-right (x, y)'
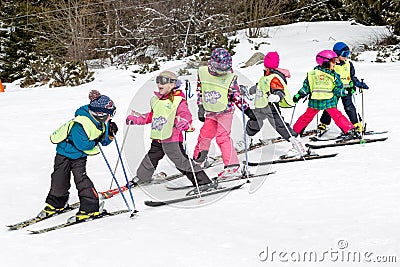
top-left (39, 90), bottom-right (118, 222)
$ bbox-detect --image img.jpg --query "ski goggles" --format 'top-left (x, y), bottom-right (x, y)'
top-left (340, 50), bottom-right (350, 58)
top-left (94, 108), bottom-right (116, 118)
top-left (155, 76), bottom-right (177, 85)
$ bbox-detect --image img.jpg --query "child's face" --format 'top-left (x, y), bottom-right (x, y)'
top-left (329, 59), bottom-right (337, 70)
top-left (157, 79), bottom-right (175, 95)
top-left (338, 55), bottom-right (347, 61)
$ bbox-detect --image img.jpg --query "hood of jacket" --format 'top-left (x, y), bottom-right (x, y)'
top-left (75, 104), bottom-right (104, 130)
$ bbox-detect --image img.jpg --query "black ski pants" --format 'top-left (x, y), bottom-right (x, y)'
top-left (136, 141), bottom-right (211, 186)
top-left (246, 104), bottom-right (297, 141)
top-left (46, 154), bottom-right (99, 213)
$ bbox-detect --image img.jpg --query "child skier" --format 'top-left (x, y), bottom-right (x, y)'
top-left (126, 71), bottom-right (216, 194)
top-left (193, 48), bottom-right (256, 178)
top-left (317, 42), bottom-right (369, 135)
top-left (39, 90), bottom-right (118, 222)
top-left (235, 51), bottom-right (307, 158)
top-left (292, 50), bottom-right (361, 140)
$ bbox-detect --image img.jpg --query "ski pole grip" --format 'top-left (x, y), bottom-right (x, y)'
top-left (360, 78), bottom-right (364, 94)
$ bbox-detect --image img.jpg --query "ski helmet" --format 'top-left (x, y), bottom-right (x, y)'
top-left (316, 50), bottom-right (337, 67)
top-left (333, 42), bottom-right (350, 57)
top-left (209, 48), bottom-right (232, 73)
top-left (264, 51), bottom-right (280, 69)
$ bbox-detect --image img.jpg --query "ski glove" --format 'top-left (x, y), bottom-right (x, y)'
top-left (292, 93), bottom-right (302, 103)
top-left (355, 81), bottom-right (369, 89)
top-left (346, 87), bottom-right (356, 95)
top-left (249, 84), bottom-right (257, 95)
top-left (108, 121), bottom-right (118, 136)
top-left (175, 119), bottom-right (190, 131)
top-left (268, 94), bottom-right (280, 103)
top-left (198, 105), bottom-right (205, 122)
top-left (244, 108), bottom-right (257, 121)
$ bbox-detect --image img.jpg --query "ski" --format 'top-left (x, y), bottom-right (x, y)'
top-left (99, 172), bottom-right (174, 199)
top-left (236, 137), bottom-right (284, 154)
top-left (306, 137), bottom-right (388, 149)
top-left (102, 137), bottom-right (280, 197)
top-left (165, 171), bottom-right (276, 190)
top-left (246, 153), bottom-right (338, 166)
top-left (309, 130), bottom-right (388, 142)
top-left (7, 202), bottom-right (80, 230)
top-left (28, 209), bottom-right (130, 234)
top-left (144, 183), bottom-right (246, 207)
top-left (100, 137), bottom-right (283, 199)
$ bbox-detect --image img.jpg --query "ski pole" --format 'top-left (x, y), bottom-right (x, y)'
top-left (360, 79), bottom-right (366, 136)
top-left (183, 80), bottom-right (191, 152)
top-left (109, 126), bottom-right (130, 189)
top-left (183, 134), bottom-right (202, 199)
top-left (352, 90), bottom-right (364, 139)
top-left (98, 144), bottom-right (133, 214)
top-left (271, 102), bottom-right (306, 160)
top-left (241, 93), bottom-right (250, 178)
top-left (289, 104), bottom-right (296, 126)
top-left (112, 133), bottom-right (138, 216)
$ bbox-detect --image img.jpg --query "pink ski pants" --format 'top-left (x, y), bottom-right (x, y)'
top-left (293, 107), bottom-right (354, 134)
top-left (194, 112), bottom-right (239, 167)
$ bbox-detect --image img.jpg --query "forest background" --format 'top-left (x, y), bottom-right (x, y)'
top-left (0, 0), bottom-right (399, 87)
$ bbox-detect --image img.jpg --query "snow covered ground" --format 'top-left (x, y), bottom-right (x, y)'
top-left (1, 21), bottom-right (399, 266)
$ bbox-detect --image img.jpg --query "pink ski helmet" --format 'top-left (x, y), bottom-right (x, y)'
top-left (316, 50), bottom-right (337, 67)
top-left (264, 51), bottom-right (280, 69)
top-left (209, 48), bottom-right (232, 73)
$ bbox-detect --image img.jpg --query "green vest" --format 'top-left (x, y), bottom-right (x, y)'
top-left (307, 69), bottom-right (335, 100)
top-left (198, 66), bottom-right (236, 112)
top-left (254, 74), bottom-right (295, 109)
top-left (50, 116), bottom-right (104, 155)
top-left (150, 95), bottom-right (183, 140)
top-left (334, 60), bottom-right (352, 88)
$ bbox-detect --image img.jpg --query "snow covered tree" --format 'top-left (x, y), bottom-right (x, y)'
top-left (0, 1), bottom-right (39, 82)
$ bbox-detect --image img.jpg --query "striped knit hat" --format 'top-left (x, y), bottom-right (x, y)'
top-left (88, 90), bottom-right (116, 116)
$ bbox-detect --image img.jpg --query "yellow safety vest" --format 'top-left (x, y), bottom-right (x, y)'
top-left (254, 74), bottom-right (295, 109)
top-left (150, 95), bottom-right (183, 140)
top-left (307, 69), bottom-right (335, 100)
top-left (335, 60), bottom-right (352, 88)
top-left (198, 66), bottom-right (236, 112)
top-left (50, 116), bottom-right (104, 155)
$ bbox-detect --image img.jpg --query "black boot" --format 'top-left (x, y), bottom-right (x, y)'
top-left (342, 128), bottom-right (361, 141)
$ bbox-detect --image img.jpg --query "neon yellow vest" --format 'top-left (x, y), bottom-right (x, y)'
top-left (198, 66), bottom-right (236, 112)
top-left (307, 69), bottom-right (335, 100)
top-left (50, 116), bottom-right (104, 155)
top-left (254, 74), bottom-right (295, 109)
top-left (334, 60), bottom-right (352, 88)
top-left (150, 95), bottom-right (183, 140)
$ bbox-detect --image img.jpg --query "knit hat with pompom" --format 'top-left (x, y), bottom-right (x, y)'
top-left (88, 90), bottom-right (116, 116)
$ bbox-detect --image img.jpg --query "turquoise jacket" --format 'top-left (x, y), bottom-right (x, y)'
top-left (55, 105), bottom-right (113, 159)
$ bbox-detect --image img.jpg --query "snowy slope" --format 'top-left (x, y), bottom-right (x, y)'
top-left (1, 21), bottom-right (399, 267)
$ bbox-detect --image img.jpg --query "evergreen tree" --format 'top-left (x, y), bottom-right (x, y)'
top-left (0, 1), bottom-right (39, 82)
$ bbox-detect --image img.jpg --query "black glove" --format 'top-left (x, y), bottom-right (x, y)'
top-left (249, 84), bottom-right (257, 95)
top-left (293, 93), bottom-right (301, 103)
top-left (198, 105), bottom-right (205, 122)
top-left (244, 108), bottom-right (257, 121)
top-left (94, 133), bottom-right (105, 145)
top-left (346, 87), bottom-right (356, 95)
top-left (355, 81), bottom-right (369, 89)
top-left (108, 121), bottom-right (118, 136)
